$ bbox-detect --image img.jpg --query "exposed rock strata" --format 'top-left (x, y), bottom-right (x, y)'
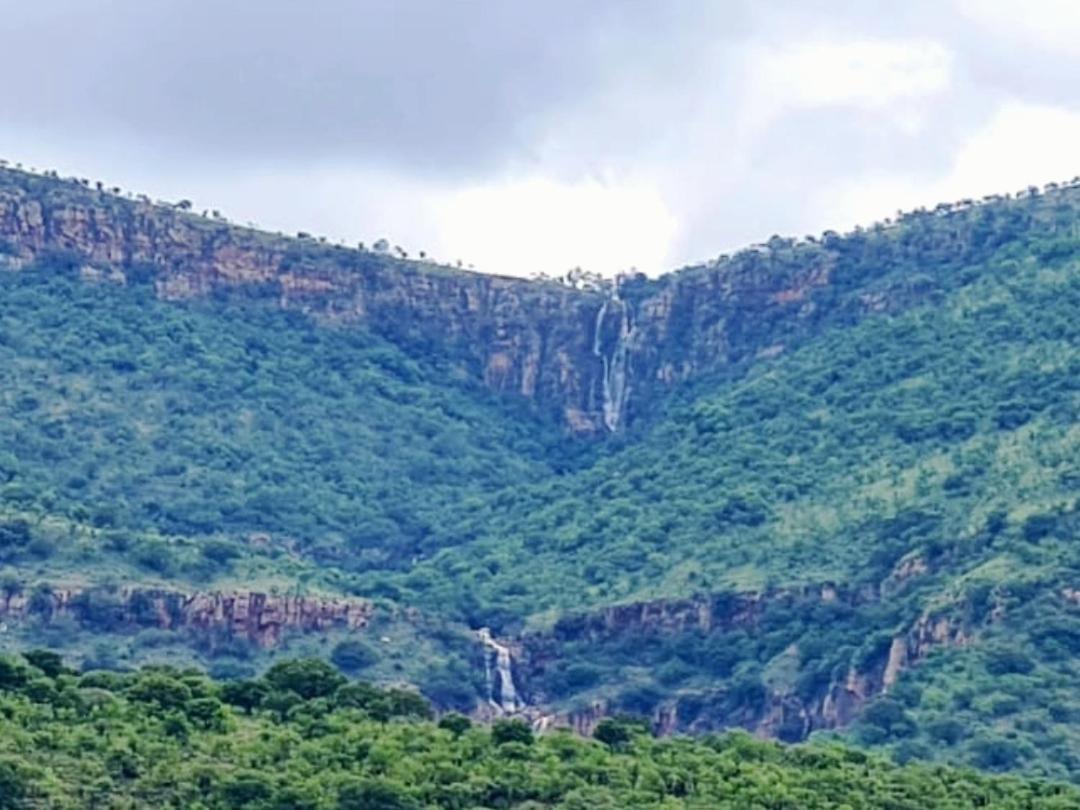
top-left (0, 586), bottom-right (373, 648)
top-left (514, 587), bottom-right (981, 740)
top-left (0, 169), bottom-right (928, 433)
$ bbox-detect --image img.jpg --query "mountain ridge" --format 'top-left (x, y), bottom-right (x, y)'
top-left (0, 163), bottom-right (1078, 780)
top-left (4, 164), bottom-right (1050, 435)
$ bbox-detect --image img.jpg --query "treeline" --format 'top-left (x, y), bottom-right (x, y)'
top-left (1, 653), bottom-right (1078, 808)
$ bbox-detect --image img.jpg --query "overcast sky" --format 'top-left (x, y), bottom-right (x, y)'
top-left (2, 1), bottom-right (1079, 277)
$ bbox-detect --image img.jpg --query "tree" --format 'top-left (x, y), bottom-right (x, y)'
top-left (438, 713), bottom-right (472, 737)
top-left (492, 718), bottom-right (534, 746)
top-left (220, 679), bottom-right (270, 714)
top-left (331, 640), bottom-right (379, 674)
top-left (264, 659), bottom-right (345, 700)
top-left (337, 778), bottom-right (420, 810)
top-left (0, 759), bottom-right (29, 809)
top-left (23, 649), bottom-right (67, 678)
top-left (596, 721), bottom-right (635, 751)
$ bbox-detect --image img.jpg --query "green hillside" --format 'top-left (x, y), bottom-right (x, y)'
top-left (402, 249), bottom-right (1077, 616)
top-left (0, 173), bottom-right (1078, 783)
top-left (1, 653), bottom-right (1076, 809)
top-left (390, 209), bottom-right (1078, 779)
top-left (0, 266), bottom-right (574, 589)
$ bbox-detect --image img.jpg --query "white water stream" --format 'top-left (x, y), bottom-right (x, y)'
top-left (592, 291), bottom-right (633, 432)
top-left (477, 627), bottom-right (521, 714)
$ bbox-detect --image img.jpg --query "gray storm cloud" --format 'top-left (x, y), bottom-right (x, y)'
top-left (0, 1), bottom-right (731, 173)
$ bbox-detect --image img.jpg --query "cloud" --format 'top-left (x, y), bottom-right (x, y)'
top-left (746, 38), bottom-right (953, 123)
top-left (943, 102), bottom-right (1080, 194)
top-left (432, 176), bottom-right (677, 277)
top-left (1, 2), bottom-right (1079, 277)
top-left (0, 1), bottom-right (722, 176)
top-left (957, 0), bottom-right (1080, 55)
top-left (814, 102), bottom-right (1080, 231)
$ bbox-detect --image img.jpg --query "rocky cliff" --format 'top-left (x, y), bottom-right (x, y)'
top-left (511, 585), bottom-right (982, 741)
top-left (0, 167), bottom-right (943, 433)
top-left (0, 585), bottom-right (374, 648)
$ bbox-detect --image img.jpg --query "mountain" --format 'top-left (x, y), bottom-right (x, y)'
top-left (0, 166), bottom-right (1077, 781)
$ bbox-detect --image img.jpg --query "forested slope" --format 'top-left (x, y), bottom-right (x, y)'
top-left (0, 168), bottom-right (1077, 782)
top-left (1, 653), bottom-right (1077, 810)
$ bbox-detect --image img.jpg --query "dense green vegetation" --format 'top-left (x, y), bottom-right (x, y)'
top-left (402, 211), bottom-right (1078, 618)
top-left (1, 170), bottom-right (1078, 787)
top-left (391, 216), bottom-right (1078, 778)
top-left (0, 264), bottom-right (572, 588)
top-left (848, 583), bottom-right (1080, 782)
top-left (1, 653), bottom-right (1077, 809)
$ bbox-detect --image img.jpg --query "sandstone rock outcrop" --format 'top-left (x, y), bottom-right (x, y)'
top-left (0, 586), bottom-right (373, 648)
top-left (0, 168), bottom-right (933, 433)
top-left (514, 586), bottom-right (984, 741)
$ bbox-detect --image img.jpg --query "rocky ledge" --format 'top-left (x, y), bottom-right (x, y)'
top-left (0, 586), bottom-right (374, 648)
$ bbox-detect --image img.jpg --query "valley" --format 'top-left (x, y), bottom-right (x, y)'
top-left (0, 165), bottom-right (1078, 783)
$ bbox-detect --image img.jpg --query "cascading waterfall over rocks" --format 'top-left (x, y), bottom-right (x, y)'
top-left (591, 287), bottom-right (634, 432)
top-left (477, 627), bottom-right (521, 714)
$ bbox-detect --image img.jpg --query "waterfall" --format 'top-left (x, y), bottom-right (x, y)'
top-left (592, 289), bottom-right (633, 432)
top-left (477, 627), bottom-right (521, 714)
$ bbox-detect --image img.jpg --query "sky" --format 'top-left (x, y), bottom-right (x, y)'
top-left (2, 1), bottom-right (1080, 278)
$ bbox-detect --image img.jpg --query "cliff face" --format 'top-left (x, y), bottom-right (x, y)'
top-left (0, 169), bottom-right (923, 433)
top-left (513, 586), bottom-right (979, 741)
top-left (0, 586), bottom-right (373, 648)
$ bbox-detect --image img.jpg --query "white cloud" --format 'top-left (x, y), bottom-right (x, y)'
top-left (743, 38), bottom-right (953, 133)
top-left (942, 102), bottom-right (1080, 194)
top-left (957, 0), bottom-right (1080, 54)
top-left (431, 176), bottom-right (677, 278)
top-left (814, 102), bottom-right (1080, 232)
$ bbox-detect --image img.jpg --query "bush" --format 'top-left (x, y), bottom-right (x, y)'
top-left (330, 640), bottom-right (379, 674)
top-left (262, 659), bottom-right (344, 701)
top-left (220, 680), bottom-right (269, 713)
top-left (437, 713), bottom-right (472, 737)
top-left (0, 758), bottom-right (29, 810)
top-left (593, 718), bottom-right (636, 750)
top-left (984, 647), bottom-right (1035, 676)
top-left (491, 718), bottom-right (534, 746)
top-left (337, 778), bottom-right (420, 810)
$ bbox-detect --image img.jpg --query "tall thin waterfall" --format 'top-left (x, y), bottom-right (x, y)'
top-left (477, 627), bottom-right (521, 714)
top-left (592, 290), bottom-right (633, 432)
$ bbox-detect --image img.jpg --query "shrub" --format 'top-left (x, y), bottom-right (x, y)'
top-left (330, 640), bottom-right (379, 674)
top-left (984, 647), bottom-right (1035, 676)
top-left (492, 718), bottom-right (534, 746)
top-left (263, 659), bottom-right (345, 700)
top-left (337, 778), bottom-right (421, 810)
top-left (437, 713), bottom-right (472, 737)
